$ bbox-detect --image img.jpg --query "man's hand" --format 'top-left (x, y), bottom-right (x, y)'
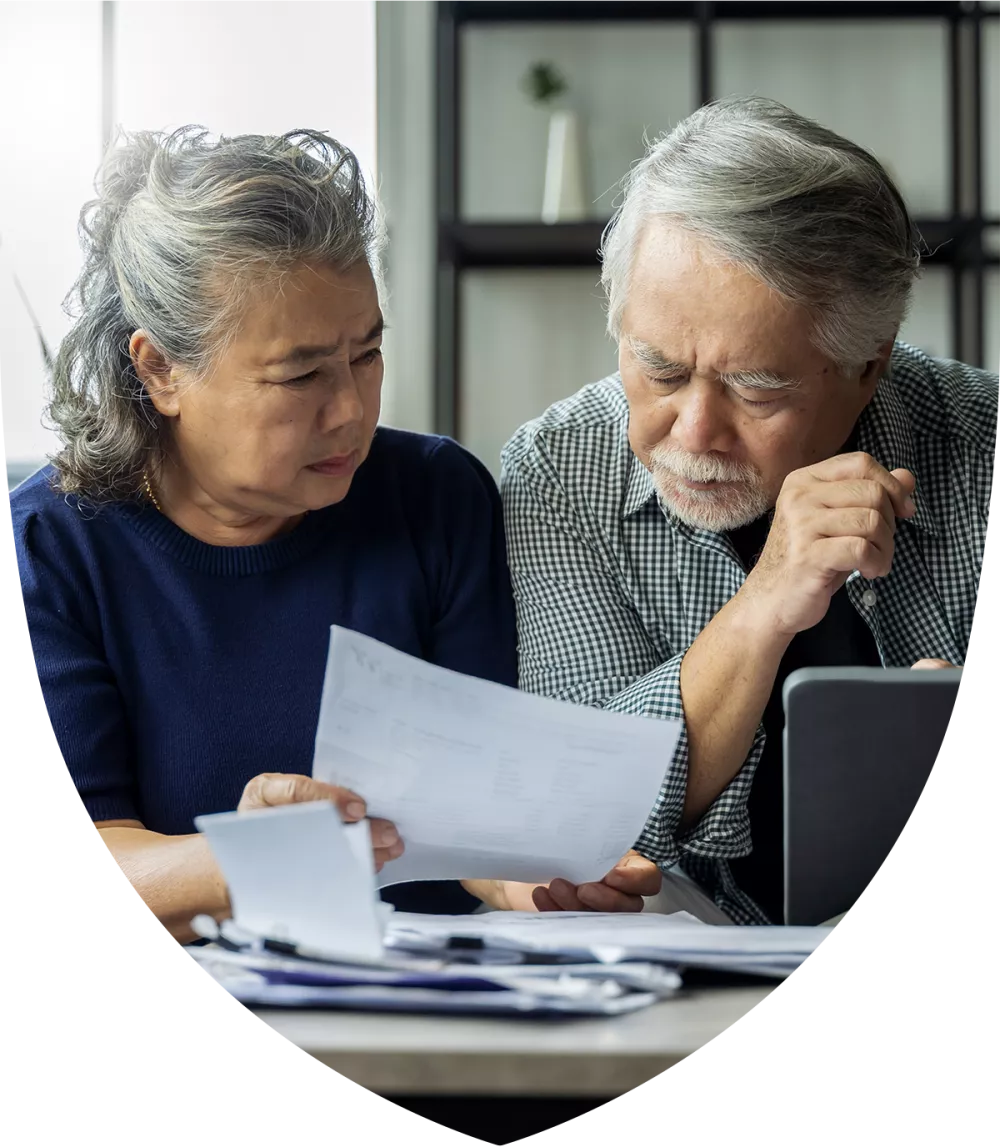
top-left (534, 850), bottom-right (662, 912)
top-left (237, 773), bottom-right (403, 871)
top-left (463, 851), bottom-right (662, 913)
top-left (912, 659), bottom-right (959, 670)
top-left (739, 452), bottom-right (917, 639)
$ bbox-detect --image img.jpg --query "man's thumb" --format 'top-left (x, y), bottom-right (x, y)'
top-left (891, 467), bottom-right (917, 497)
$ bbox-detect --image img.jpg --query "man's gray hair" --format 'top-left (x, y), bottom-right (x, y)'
top-left (600, 96), bottom-right (921, 374)
top-left (48, 126), bottom-right (386, 502)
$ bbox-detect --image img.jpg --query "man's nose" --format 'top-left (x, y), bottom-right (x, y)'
top-left (670, 381), bottom-right (734, 455)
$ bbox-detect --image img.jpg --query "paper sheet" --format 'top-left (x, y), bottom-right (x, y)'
top-left (311, 626), bottom-right (682, 887)
top-left (385, 910), bottom-right (829, 973)
top-left (195, 801), bottom-right (383, 961)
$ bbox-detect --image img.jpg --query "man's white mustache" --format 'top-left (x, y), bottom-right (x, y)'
top-left (649, 446), bottom-right (761, 485)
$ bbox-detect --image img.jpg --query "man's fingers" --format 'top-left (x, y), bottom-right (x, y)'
top-left (890, 466), bottom-right (917, 500)
top-left (809, 453), bottom-right (916, 519)
top-left (577, 883), bottom-right (645, 912)
top-left (814, 507), bottom-right (895, 555)
top-left (546, 878), bottom-right (586, 911)
top-left (812, 534), bottom-right (892, 580)
top-left (601, 852), bottom-right (663, 897)
top-left (814, 479), bottom-right (896, 530)
top-left (531, 885), bottom-right (562, 912)
top-left (912, 658), bottom-right (957, 670)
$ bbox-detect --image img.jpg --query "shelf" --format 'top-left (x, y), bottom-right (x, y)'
top-left (441, 221), bottom-right (607, 268)
top-left (451, 3), bottom-right (699, 23)
top-left (441, 219), bottom-right (995, 270)
top-left (450, 2), bottom-right (969, 26)
top-left (711, 2), bottom-right (966, 19)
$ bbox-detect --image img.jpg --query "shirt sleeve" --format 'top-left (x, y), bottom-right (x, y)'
top-left (14, 507), bottom-right (140, 824)
top-left (500, 434), bottom-right (761, 869)
top-left (422, 438), bottom-right (519, 688)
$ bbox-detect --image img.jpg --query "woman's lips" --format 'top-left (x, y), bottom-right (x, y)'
top-left (307, 452), bottom-right (357, 477)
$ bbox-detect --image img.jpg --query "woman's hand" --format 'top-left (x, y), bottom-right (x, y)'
top-left (463, 850), bottom-right (662, 913)
top-left (237, 773), bottom-right (404, 872)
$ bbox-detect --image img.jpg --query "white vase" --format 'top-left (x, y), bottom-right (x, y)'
top-left (542, 108), bottom-right (587, 224)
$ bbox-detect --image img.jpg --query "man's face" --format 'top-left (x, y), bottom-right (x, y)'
top-left (619, 221), bottom-right (884, 532)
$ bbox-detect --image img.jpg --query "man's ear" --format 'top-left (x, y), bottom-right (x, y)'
top-left (130, 330), bottom-right (181, 417)
top-left (858, 337), bottom-right (895, 398)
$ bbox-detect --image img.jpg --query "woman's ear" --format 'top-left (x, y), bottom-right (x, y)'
top-left (130, 330), bottom-right (181, 417)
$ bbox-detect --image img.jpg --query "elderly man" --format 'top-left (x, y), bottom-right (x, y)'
top-left (500, 96), bottom-right (997, 924)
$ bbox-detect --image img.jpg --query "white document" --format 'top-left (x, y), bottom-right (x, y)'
top-left (385, 910), bottom-right (829, 974)
top-left (195, 801), bottom-right (383, 962)
top-left (311, 626), bottom-right (681, 887)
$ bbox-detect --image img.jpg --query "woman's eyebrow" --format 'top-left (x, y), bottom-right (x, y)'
top-left (263, 317), bottom-right (385, 367)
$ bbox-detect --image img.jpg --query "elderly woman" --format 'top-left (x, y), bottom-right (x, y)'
top-left (12, 127), bottom-right (659, 941)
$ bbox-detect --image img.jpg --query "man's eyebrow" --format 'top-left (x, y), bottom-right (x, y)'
top-left (263, 317), bottom-right (385, 367)
top-left (626, 337), bottom-right (688, 374)
top-left (627, 337), bottom-right (799, 390)
top-left (719, 368), bottom-right (801, 391)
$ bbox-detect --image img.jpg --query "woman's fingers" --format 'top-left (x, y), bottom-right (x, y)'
top-left (237, 772), bottom-right (368, 818)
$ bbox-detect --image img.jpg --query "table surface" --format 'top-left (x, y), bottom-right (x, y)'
top-left (254, 984), bottom-right (773, 1096)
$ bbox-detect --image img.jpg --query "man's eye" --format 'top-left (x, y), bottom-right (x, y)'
top-left (736, 393), bottom-right (778, 409)
top-left (648, 373), bottom-right (684, 387)
top-left (354, 347), bottom-right (383, 367)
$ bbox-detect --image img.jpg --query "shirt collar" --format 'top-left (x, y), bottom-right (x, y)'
top-left (619, 370), bottom-right (937, 534)
top-left (622, 452), bottom-right (658, 519)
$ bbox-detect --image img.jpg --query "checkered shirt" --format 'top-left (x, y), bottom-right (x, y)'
top-left (500, 342), bottom-right (997, 923)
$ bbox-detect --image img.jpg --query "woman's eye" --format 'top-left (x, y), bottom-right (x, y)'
top-left (284, 369), bottom-right (320, 387)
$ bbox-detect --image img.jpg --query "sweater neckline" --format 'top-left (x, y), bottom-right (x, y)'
top-left (116, 498), bottom-right (338, 576)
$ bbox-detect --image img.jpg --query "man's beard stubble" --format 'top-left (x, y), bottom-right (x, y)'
top-left (647, 443), bottom-right (772, 532)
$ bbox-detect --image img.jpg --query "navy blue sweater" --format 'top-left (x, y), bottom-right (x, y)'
top-left (12, 428), bottom-right (518, 912)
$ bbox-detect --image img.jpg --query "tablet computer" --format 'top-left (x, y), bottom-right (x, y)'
top-left (782, 666), bottom-right (961, 926)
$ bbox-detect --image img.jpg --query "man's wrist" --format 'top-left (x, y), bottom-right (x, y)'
top-left (726, 581), bottom-right (798, 656)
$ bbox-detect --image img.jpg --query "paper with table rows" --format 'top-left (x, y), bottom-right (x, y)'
top-left (312, 627), bottom-right (681, 888)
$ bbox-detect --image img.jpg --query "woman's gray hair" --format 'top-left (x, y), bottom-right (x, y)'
top-left (48, 126), bottom-right (386, 502)
top-left (600, 96), bottom-right (921, 374)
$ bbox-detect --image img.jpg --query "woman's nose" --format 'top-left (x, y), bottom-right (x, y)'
top-left (318, 376), bottom-right (365, 432)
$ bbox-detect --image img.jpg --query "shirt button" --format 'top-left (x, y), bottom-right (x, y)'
top-left (861, 589), bottom-right (877, 608)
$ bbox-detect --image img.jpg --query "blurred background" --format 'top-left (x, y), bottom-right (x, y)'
top-left (2, 1), bottom-right (998, 489)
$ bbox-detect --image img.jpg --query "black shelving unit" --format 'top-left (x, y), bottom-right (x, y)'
top-left (435, 1), bottom-right (998, 440)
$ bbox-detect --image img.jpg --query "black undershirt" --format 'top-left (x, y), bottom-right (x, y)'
top-left (723, 508), bottom-right (882, 923)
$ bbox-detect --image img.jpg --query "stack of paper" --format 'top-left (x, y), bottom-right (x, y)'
top-left (188, 942), bottom-right (677, 1016)
top-left (385, 911), bottom-right (829, 979)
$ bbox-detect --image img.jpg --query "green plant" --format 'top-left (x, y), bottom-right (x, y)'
top-left (521, 61), bottom-right (567, 105)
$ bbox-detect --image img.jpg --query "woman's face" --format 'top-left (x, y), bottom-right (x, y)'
top-left (147, 260), bottom-right (384, 519)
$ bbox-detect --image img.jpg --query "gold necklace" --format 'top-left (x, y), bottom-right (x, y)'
top-left (142, 471), bottom-right (162, 512)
